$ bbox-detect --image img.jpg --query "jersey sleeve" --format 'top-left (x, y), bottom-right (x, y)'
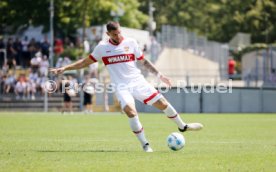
top-left (133, 40), bottom-right (144, 61)
top-left (89, 44), bottom-right (102, 62)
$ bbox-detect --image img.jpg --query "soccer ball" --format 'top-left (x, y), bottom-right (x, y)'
top-left (167, 132), bottom-right (185, 151)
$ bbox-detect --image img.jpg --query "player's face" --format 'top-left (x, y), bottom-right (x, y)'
top-left (107, 29), bottom-right (123, 44)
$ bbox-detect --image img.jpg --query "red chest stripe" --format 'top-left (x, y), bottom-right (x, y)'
top-left (102, 54), bottom-right (135, 65)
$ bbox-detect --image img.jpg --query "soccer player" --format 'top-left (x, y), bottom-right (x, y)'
top-left (50, 21), bottom-right (203, 152)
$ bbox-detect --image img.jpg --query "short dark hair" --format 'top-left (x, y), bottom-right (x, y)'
top-left (106, 21), bottom-right (120, 32)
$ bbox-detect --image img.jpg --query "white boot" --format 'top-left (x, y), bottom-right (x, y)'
top-left (142, 143), bottom-right (153, 153)
top-left (179, 123), bottom-right (203, 132)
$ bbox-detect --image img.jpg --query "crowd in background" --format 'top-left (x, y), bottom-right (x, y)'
top-left (0, 34), bottom-right (159, 100)
top-left (0, 36), bottom-right (82, 100)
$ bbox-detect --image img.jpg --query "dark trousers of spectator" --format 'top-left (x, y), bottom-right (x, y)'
top-left (15, 52), bottom-right (23, 68)
top-left (0, 53), bottom-right (4, 69)
top-left (22, 51), bottom-right (30, 68)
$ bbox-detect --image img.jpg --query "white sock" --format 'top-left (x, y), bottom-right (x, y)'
top-left (163, 104), bottom-right (186, 129)
top-left (129, 115), bottom-right (148, 146)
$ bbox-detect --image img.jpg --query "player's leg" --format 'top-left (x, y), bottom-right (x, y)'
top-left (116, 89), bottom-right (152, 152)
top-left (133, 79), bottom-right (203, 132)
top-left (123, 104), bottom-right (152, 152)
top-left (152, 97), bottom-right (203, 132)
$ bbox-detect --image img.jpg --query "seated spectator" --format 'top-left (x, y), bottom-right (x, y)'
top-left (29, 69), bottom-right (39, 84)
top-left (0, 73), bottom-right (6, 94)
top-left (55, 57), bottom-right (63, 68)
top-left (37, 74), bottom-right (48, 93)
top-left (27, 79), bottom-right (36, 100)
top-left (62, 57), bottom-right (71, 67)
top-left (2, 63), bottom-right (9, 75)
top-left (4, 73), bottom-right (16, 93)
top-left (15, 77), bottom-right (27, 100)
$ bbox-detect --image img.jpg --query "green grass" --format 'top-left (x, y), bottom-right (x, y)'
top-left (0, 112), bottom-right (275, 172)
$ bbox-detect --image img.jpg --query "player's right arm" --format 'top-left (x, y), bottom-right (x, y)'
top-left (50, 57), bottom-right (95, 75)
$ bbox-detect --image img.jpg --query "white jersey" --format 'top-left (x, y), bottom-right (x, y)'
top-left (89, 37), bottom-right (144, 85)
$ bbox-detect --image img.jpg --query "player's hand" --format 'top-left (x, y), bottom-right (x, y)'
top-left (159, 75), bottom-right (172, 87)
top-left (49, 67), bottom-right (66, 75)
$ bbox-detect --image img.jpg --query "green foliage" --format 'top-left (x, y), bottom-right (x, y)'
top-left (139, 0), bottom-right (276, 43)
top-left (230, 43), bottom-right (268, 61)
top-left (1, 0), bottom-right (276, 43)
top-left (60, 47), bottom-right (84, 61)
top-left (0, 0), bottom-right (148, 36)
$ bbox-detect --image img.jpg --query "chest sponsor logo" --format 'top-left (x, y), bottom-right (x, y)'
top-left (102, 54), bottom-right (135, 65)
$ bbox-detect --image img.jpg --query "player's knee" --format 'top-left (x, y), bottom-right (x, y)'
top-left (123, 104), bottom-right (137, 118)
top-left (154, 98), bottom-right (169, 110)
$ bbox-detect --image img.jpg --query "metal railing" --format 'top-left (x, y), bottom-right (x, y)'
top-left (156, 25), bottom-right (229, 77)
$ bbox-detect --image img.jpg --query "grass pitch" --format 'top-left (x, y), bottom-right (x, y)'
top-left (0, 112), bottom-right (275, 172)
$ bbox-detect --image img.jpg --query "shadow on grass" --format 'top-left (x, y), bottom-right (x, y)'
top-left (36, 150), bottom-right (128, 153)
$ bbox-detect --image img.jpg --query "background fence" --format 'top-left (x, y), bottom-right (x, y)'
top-left (156, 25), bottom-right (229, 80)
top-left (135, 87), bottom-right (276, 113)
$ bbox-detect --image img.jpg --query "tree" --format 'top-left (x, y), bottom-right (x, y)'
top-left (138, 0), bottom-right (276, 43)
top-left (0, 0), bottom-right (148, 37)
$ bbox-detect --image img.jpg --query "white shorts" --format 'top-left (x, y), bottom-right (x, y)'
top-left (115, 79), bottom-right (163, 109)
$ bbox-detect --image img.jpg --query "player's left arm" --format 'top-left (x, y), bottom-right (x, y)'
top-left (139, 58), bottom-right (172, 87)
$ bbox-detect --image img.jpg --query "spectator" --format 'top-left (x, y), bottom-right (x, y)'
top-left (39, 55), bottom-right (49, 76)
top-left (89, 62), bottom-right (98, 78)
top-left (6, 38), bottom-right (17, 70)
top-left (150, 37), bottom-right (161, 62)
top-left (61, 76), bottom-right (76, 114)
top-left (4, 72), bottom-right (16, 93)
top-left (55, 57), bottom-right (63, 68)
top-left (84, 39), bottom-right (90, 53)
top-left (0, 37), bottom-right (5, 68)
top-left (143, 44), bottom-right (148, 53)
top-left (30, 51), bottom-right (42, 73)
top-left (27, 79), bottom-right (36, 100)
top-left (75, 37), bottom-right (81, 48)
top-left (13, 38), bottom-right (23, 68)
top-left (37, 74), bottom-right (48, 93)
top-left (62, 57), bottom-right (71, 67)
top-left (228, 58), bottom-right (236, 79)
top-left (15, 77), bottom-right (27, 100)
top-left (54, 39), bottom-right (64, 56)
top-left (0, 74), bottom-right (6, 94)
top-left (41, 36), bottom-right (50, 57)
top-left (2, 63), bottom-right (9, 75)
top-left (29, 69), bottom-right (39, 84)
top-left (28, 38), bottom-right (37, 62)
top-left (269, 68), bottom-right (276, 84)
top-left (21, 36), bottom-right (30, 68)
top-left (83, 76), bottom-right (96, 113)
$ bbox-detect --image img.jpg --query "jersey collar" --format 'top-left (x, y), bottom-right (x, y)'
top-left (109, 37), bottom-right (124, 46)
